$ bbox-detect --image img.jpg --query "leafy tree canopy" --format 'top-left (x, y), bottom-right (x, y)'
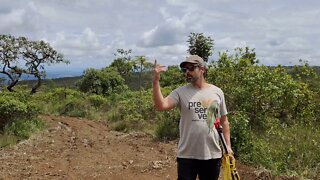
top-left (187, 32), bottom-right (214, 62)
top-left (0, 34), bottom-right (69, 93)
top-left (77, 67), bottom-right (127, 96)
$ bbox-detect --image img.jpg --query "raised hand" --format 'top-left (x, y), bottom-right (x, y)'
top-left (153, 59), bottom-right (167, 82)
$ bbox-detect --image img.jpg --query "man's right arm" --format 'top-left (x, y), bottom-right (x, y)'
top-left (153, 80), bottom-right (176, 111)
top-left (153, 59), bottom-right (176, 111)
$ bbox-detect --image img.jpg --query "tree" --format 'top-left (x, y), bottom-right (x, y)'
top-left (110, 49), bottom-right (134, 78)
top-left (77, 67), bottom-right (127, 96)
top-left (187, 32), bottom-right (214, 62)
top-left (0, 34), bottom-right (69, 93)
top-left (160, 65), bottom-right (184, 87)
top-left (213, 47), bottom-right (259, 68)
top-left (133, 56), bottom-right (153, 89)
top-left (208, 47), bottom-right (314, 128)
top-left (0, 35), bottom-right (25, 92)
top-left (0, 77), bottom-right (5, 91)
top-left (21, 40), bottom-right (69, 94)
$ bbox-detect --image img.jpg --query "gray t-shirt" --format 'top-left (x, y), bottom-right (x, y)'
top-left (168, 83), bottom-right (228, 160)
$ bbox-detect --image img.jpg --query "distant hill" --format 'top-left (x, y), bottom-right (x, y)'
top-left (18, 72), bottom-right (153, 91)
top-left (18, 76), bottom-right (83, 88)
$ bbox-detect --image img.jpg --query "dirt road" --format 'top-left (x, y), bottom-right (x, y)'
top-left (0, 116), bottom-right (294, 179)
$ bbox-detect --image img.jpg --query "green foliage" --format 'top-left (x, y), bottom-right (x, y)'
top-left (110, 49), bottom-right (134, 78)
top-left (0, 92), bottom-right (39, 131)
top-left (0, 90), bottom-right (43, 147)
top-left (4, 118), bottom-right (44, 139)
top-left (106, 89), bottom-right (155, 132)
top-left (248, 124), bottom-right (320, 179)
top-left (32, 87), bottom-right (102, 119)
top-left (205, 46), bottom-right (320, 178)
top-left (87, 94), bottom-right (109, 109)
top-left (187, 32), bottom-right (214, 62)
top-left (0, 118), bottom-right (44, 147)
top-left (288, 59), bottom-right (318, 81)
top-left (0, 34), bottom-right (69, 93)
top-left (124, 71), bottom-right (153, 90)
top-left (154, 86), bottom-right (180, 139)
top-left (155, 110), bottom-right (180, 140)
top-left (77, 67), bottom-right (128, 96)
top-left (59, 98), bottom-right (90, 117)
top-left (208, 47), bottom-right (315, 129)
top-left (10, 38), bottom-right (318, 179)
top-left (228, 112), bottom-right (253, 160)
top-left (0, 134), bottom-right (19, 147)
top-left (286, 60), bottom-right (320, 96)
top-left (160, 65), bottom-right (185, 87)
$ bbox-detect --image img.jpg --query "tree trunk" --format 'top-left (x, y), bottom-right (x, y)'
top-left (30, 76), bottom-right (42, 94)
top-left (6, 79), bottom-right (19, 92)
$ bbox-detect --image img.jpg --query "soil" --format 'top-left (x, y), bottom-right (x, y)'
top-left (0, 115), bottom-right (298, 180)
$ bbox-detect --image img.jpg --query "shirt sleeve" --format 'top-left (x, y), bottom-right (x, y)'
top-left (168, 89), bottom-right (180, 107)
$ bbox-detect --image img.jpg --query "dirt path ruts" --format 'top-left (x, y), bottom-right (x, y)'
top-left (0, 115), bottom-right (295, 180)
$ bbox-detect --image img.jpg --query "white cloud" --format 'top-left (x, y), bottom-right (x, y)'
top-left (52, 28), bottom-right (102, 56)
top-left (1, 0), bottom-right (320, 75)
top-left (0, 3), bottom-right (43, 36)
top-left (140, 17), bottom-right (186, 47)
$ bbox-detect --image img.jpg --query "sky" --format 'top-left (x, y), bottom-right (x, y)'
top-left (1, 0), bottom-right (320, 77)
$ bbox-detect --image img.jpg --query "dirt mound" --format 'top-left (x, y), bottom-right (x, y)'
top-left (0, 116), bottom-right (296, 179)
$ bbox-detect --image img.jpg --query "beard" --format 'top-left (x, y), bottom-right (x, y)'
top-left (186, 74), bottom-right (198, 83)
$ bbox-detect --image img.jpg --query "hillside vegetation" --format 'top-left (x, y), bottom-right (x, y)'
top-left (1, 39), bottom-right (320, 178)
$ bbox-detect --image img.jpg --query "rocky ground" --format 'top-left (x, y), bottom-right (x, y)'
top-left (0, 115), bottom-right (298, 180)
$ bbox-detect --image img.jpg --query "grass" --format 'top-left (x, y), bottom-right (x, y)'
top-left (0, 134), bottom-right (20, 147)
top-left (247, 124), bottom-right (320, 179)
top-left (0, 118), bottom-right (45, 147)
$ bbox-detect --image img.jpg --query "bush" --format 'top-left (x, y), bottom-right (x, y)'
top-left (77, 67), bottom-right (128, 96)
top-left (0, 92), bottom-right (39, 131)
top-left (228, 111), bottom-right (253, 160)
top-left (154, 110), bottom-right (180, 140)
top-left (0, 91), bottom-right (43, 147)
top-left (59, 99), bottom-right (89, 117)
top-left (87, 94), bottom-right (109, 109)
top-left (106, 89), bottom-right (155, 131)
top-left (4, 118), bottom-right (44, 139)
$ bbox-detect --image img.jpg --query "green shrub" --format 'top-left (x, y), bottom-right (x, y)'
top-left (77, 67), bottom-right (128, 96)
top-left (32, 88), bottom-right (85, 115)
top-left (106, 89), bottom-right (155, 131)
top-left (59, 98), bottom-right (90, 117)
top-left (228, 111), bottom-right (253, 160)
top-left (4, 118), bottom-right (44, 139)
top-left (0, 92), bottom-right (39, 131)
top-left (0, 91), bottom-right (42, 147)
top-left (154, 110), bottom-right (180, 140)
top-left (87, 94), bottom-right (109, 108)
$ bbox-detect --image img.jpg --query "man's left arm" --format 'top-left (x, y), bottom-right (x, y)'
top-left (220, 115), bottom-right (233, 155)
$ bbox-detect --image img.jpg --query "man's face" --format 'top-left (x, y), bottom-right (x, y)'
top-left (181, 63), bottom-right (200, 83)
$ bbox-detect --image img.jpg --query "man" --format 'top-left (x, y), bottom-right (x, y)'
top-left (153, 55), bottom-right (233, 180)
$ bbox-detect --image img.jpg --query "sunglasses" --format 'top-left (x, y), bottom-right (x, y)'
top-left (181, 65), bottom-right (199, 73)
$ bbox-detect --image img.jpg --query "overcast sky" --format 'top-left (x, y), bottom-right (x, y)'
top-left (1, 0), bottom-right (319, 76)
